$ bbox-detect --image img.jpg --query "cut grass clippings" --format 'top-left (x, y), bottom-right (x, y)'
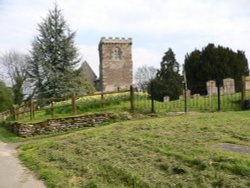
top-left (19, 111), bottom-right (250, 187)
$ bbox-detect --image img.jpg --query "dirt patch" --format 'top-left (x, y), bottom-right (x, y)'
top-left (212, 143), bottom-right (250, 155)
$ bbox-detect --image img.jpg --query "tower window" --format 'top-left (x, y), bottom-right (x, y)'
top-left (114, 47), bottom-right (122, 60)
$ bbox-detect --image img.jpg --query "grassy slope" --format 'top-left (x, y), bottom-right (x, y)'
top-left (9, 91), bottom-right (244, 123)
top-left (19, 111), bottom-right (250, 188)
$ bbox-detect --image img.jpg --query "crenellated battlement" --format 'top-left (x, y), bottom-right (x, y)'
top-left (99, 37), bottom-right (132, 44)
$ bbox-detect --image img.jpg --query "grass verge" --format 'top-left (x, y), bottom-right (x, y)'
top-left (19, 111), bottom-right (250, 187)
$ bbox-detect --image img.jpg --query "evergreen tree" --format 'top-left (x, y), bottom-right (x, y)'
top-left (151, 49), bottom-right (182, 101)
top-left (184, 44), bottom-right (249, 94)
top-left (0, 80), bottom-right (13, 111)
top-left (27, 5), bottom-right (83, 100)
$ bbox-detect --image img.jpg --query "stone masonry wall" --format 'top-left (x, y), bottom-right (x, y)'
top-left (99, 37), bottom-right (133, 92)
top-left (1, 112), bottom-right (132, 137)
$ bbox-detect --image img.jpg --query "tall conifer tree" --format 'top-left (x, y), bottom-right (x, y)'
top-left (151, 48), bottom-right (182, 101)
top-left (28, 5), bottom-right (82, 99)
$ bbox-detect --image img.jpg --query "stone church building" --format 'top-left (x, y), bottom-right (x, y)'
top-left (83, 37), bottom-right (133, 92)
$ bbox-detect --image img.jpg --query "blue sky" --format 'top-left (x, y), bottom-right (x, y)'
top-left (0, 0), bottom-right (249, 76)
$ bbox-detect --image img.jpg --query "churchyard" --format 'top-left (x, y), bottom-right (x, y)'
top-left (1, 85), bottom-right (250, 187)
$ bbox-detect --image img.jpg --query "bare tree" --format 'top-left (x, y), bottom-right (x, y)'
top-left (135, 65), bottom-right (157, 91)
top-left (0, 51), bottom-right (29, 104)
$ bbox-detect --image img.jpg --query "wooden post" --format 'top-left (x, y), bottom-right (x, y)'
top-left (241, 76), bottom-right (246, 109)
top-left (30, 99), bottom-right (34, 120)
top-left (150, 82), bottom-right (155, 113)
top-left (101, 92), bottom-right (104, 108)
top-left (51, 100), bottom-right (54, 118)
top-left (12, 105), bottom-right (17, 120)
top-left (130, 85), bottom-right (135, 112)
top-left (241, 76), bottom-right (246, 101)
top-left (72, 92), bottom-right (77, 115)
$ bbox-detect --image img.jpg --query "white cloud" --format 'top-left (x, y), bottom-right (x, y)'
top-left (0, 0), bottom-right (249, 73)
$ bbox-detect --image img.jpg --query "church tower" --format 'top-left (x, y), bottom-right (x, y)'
top-left (98, 37), bottom-right (133, 92)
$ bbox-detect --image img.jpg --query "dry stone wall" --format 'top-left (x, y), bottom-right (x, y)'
top-left (1, 112), bottom-right (132, 137)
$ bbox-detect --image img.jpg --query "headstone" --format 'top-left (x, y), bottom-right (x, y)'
top-left (223, 78), bottom-right (235, 94)
top-left (245, 76), bottom-right (250, 90)
top-left (183, 89), bottom-right (191, 99)
top-left (207, 80), bottom-right (217, 96)
top-left (163, 96), bottom-right (170, 102)
top-left (192, 94), bottom-right (200, 99)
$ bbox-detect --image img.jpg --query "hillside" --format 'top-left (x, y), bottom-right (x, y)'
top-left (19, 112), bottom-right (250, 187)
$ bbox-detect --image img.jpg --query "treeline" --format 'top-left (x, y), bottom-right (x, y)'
top-left (135, 44), bottom-right (249, 101)
top-left (185, 43), bottom-right (249, 94)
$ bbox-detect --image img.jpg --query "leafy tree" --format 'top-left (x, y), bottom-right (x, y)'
top-left (0, 80), bottom-right (13, 111)
top-left (135, 65), bottom-right (157, 91)
top-left (73, 68), bottom-right (96, 95)
top-left (151, 48), bottom-right (182, 101)
top-left (0, 51), bottom-right (29, 104)
top-left (27, 5), bottom-right (85, 100)
top-left (184, 44), bottom-right (249, 94)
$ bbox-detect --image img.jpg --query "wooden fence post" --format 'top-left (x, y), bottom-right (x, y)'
top-left (51, 100), bottom-right (54, 118)
top-left (150, 82), bottom-right (155, 113)
top-left (12, 105), bottom-right (17, 120)
top-left (241, 76), bottom-right (246, 101)
top-left (30, 99), bottom-right (34, 120)
top-left (130, 85), bottom-right (135, 112)
top-left (241, 76), bottom-right (246, 109)
top-left (72, 92), bottom-right (77, 115)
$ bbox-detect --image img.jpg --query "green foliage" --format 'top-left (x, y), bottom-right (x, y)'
top-left (0, 51), bottom-right (28, 105)
top-left (185, 43), bottom-right (249, 94)
top-left (27, 4), bottom-right (86, 100)
top-left (0, 80), bottom-right (13, 111)
top-left (151, 48), bottom-right (182, 101)
top-left (72, 68), bottom-right (95, 96)
top-left (19, 112), bottom-right (250, 187)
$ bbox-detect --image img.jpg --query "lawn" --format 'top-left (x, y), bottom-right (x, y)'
top-left (19, 111), bottom-right (250, 188)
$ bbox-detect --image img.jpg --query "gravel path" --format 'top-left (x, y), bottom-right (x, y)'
top-left (0, 141), bottom-right (46, 188)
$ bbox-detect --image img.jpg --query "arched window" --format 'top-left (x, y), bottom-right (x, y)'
top-left (114, 47), bottom-right (122, 60)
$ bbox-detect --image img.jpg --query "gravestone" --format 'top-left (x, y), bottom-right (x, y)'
top-left (206, 80), bottom-right (217, 96)
top-left (163, 96), bottom-right (170, 102)
top-left (192, 94), bottom-right (200, 99)
top-left (223, 78), bottom-right (235, 94)
top-left (244, 76), bottom-right (250, 90)
top-left (182, 89), bottom-right (191, 99)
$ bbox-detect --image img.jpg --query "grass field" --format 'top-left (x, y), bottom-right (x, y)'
top-left (19, 111), bottom-right (250, 188)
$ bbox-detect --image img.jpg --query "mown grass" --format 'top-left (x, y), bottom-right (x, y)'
top-left (19, 111), bottom-right (250, 188)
